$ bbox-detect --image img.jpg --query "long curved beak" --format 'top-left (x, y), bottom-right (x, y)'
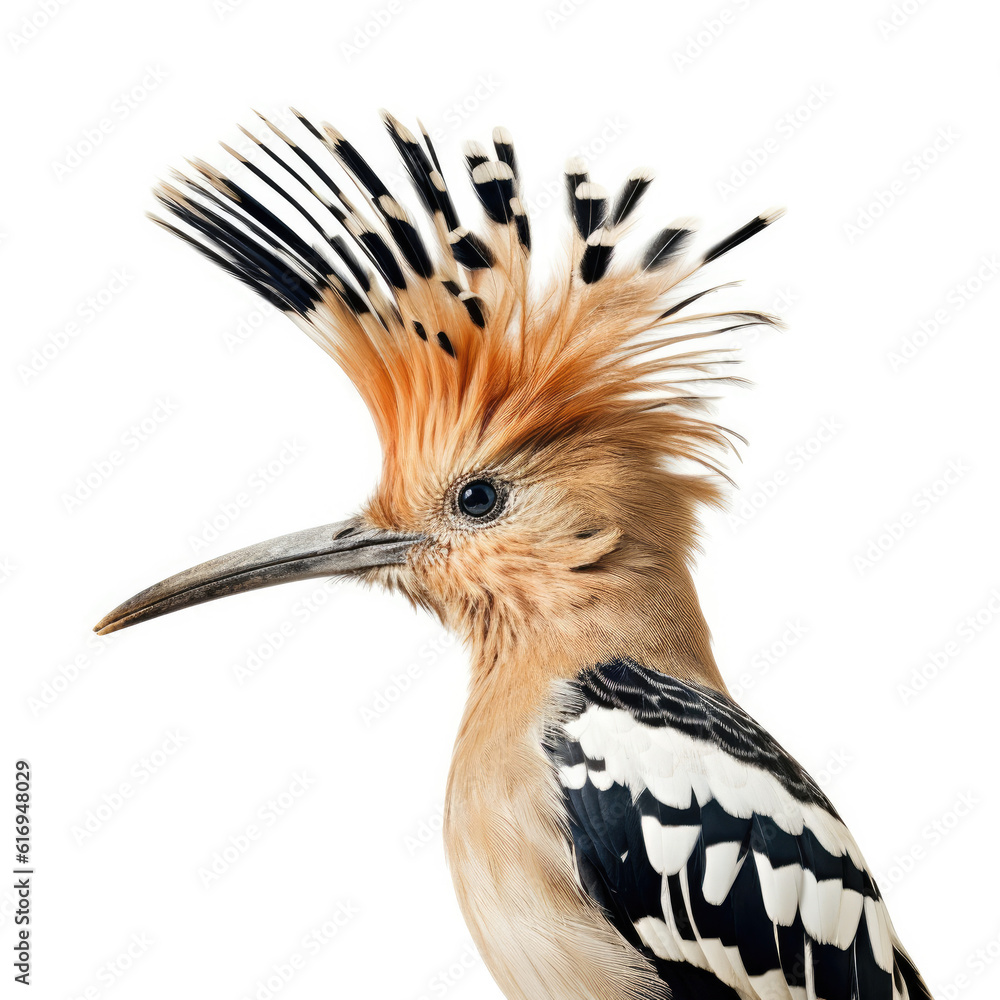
top-left (93, 517), bottom-right (423, 635)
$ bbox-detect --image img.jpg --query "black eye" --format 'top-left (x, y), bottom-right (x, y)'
top-left (459, 480), bottom-right (499, 518)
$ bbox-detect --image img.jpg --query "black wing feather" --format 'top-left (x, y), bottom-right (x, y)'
top-left (547, 658), bottom-right (929, 1000)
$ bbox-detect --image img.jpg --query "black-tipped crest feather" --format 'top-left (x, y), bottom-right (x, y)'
top-left (151, 109), bottom-right (784, 488)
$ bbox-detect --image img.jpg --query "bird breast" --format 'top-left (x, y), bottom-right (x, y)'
top-left (442, 680), bottom-right (667, 1000)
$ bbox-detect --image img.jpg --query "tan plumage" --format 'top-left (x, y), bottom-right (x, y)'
top-left (97, 111), bottom-right (933, 1000)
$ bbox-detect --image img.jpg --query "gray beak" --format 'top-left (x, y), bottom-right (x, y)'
top-left (94, 517), bottom-right (423, 635)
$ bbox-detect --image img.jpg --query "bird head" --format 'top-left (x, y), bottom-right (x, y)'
top-left (95, 112), bottom-right (781, 687)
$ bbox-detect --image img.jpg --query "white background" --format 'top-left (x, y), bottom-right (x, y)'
top-left (3, 0), bottom-right (998, 997)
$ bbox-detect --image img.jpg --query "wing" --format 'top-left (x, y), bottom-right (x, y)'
top-left (545, 659), bottom-right (933, 1000)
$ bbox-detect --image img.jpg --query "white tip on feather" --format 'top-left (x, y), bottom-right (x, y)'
top-left (864, 897), bottom-right (895, 973)
top-left (219, 141), bottom-right (248, 164)
top-left (471, 161), bottom-right (515, 184)
top-left (641, 815), bottom-right (701, 876)
top-left (321, 122), bottom-right (344, 145)
top-left (236, 124), bottom-right (263, 146)
top-left (379, 109), bottom-right (417, 143)
top-left (463, 139), bottom-right (489, 159)
top-left (753, 851), bottom-right (801, 926)
top-left (575, 181), bottom-right (607, 200)
top-left (257, 112), bottom-right (296, 146)
top-left (701, 841), bottom-right (745, 905)
top-left (586, 228), bottom-right (616, 247)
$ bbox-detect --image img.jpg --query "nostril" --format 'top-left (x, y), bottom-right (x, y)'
top-left (334, 526), bottom-right (357, 540)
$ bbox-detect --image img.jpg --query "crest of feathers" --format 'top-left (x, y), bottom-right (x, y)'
top-left (152, 109), bottom-right (782, 494)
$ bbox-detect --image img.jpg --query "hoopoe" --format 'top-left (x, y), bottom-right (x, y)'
top-left (96, 110), bottom-right (934, 1000)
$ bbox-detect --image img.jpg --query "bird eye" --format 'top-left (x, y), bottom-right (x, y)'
top-left (458, 479), bottom-right (499, 519)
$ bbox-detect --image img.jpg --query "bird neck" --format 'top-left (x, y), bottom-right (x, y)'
top-left (461, 551), bottom-right (727, 702)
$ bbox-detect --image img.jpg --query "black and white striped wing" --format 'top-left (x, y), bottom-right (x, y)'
top-left (546, 659), bottom-right (932, 1000)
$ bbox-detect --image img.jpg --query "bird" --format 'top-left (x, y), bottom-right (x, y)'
top-left (95, 108), bottom-right (935, 1000)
